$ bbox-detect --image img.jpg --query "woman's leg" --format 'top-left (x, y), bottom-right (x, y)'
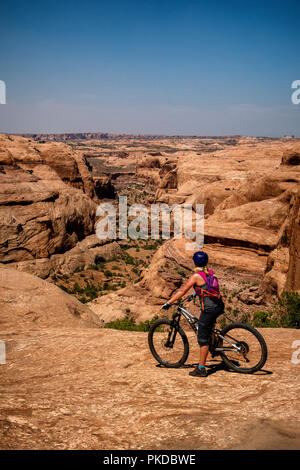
top-left (197, 306), bottom-right (223, 367)
top-left (199, 345), bottom-right (209, 367)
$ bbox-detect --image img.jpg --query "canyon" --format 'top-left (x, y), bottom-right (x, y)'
top-left (0, 132), bottom-right (299, 449)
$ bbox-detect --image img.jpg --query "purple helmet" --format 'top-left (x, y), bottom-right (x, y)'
top-left (193, 251), bottom-right (208, 267)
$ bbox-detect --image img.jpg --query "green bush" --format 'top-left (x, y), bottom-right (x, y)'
top-left (58, 284), bottom-right (71, 294)
top-left (232, 308), bottom-right (239, 318)
top-left (124, 255), bottom-right (135, 265)
top-left (251, 291), bottom-right (300, 328)
top-left (104, 314), bottom-right (160, 332)
top-left (277, 291), bottom-right (300, 328)
top-left (82, 282), bottom-right (98, 300)
top-left (104, 269), bottom-right (113, 277)
top-left (72, 282), bottom-right (83, 294)
top-left (252, 311), bottom-right (278, 328)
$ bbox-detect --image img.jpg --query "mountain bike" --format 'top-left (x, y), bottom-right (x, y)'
top-left (148, 296), bottom-right (268, 373)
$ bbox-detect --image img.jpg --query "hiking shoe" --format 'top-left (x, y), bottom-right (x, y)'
top-left (189, 365), bottom-right (207, 377)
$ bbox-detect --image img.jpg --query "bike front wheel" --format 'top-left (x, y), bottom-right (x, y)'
top-left (217, 322), bottom-right (268, 373)
top-left (148, 318), bottom-right (189, 368)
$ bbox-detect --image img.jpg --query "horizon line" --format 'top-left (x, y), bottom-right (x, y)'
top-left (2, 132), bottom-right (299, 140)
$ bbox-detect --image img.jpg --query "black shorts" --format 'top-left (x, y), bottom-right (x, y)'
top-left (197, 301), bottom-right (224, 347)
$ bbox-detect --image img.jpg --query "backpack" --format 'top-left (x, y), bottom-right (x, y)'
top-left (194, 269), bottom-right (222, 310)
top-left (197, 269), bottom-right (220, 296)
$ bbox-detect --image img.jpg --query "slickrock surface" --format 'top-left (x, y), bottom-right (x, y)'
top-left (1, 324), bottom-right (299, 450)
top-left (0, 268), bottom-right (101, 329)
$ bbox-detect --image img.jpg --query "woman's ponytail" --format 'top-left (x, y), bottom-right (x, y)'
top-left (194, 265), bottom-right (209, 274)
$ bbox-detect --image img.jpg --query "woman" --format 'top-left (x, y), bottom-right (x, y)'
top-left (162, 251), bottom-right (224, 377)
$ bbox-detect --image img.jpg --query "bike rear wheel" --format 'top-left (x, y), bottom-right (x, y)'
top-left (148, 318), bottom-right (189, 368)
top-left (217, 322), bottom-right (267, 373)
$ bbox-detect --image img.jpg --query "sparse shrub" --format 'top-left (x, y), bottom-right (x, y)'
top-left (108, 255), bottom-right (119, 262)
top-left (250, 291), bottom-right (300, 328)
top-left (218, 316), bottom-right (227, 329)
top-left (232, 308), bottom-right (239, 318)
top-left (72, 282), bottom-right (83, 294)
top-left (177, 269), bottom-right (187, 277)
top-left (104, 269), bottom-right (113, 277)
top-left (123, 253), bottom-right (135, 265)
top-left (252, 311), bottom-right (278, 328)
top-left (240, 312), bottom-right (250, 323)
top-left (104, 314), bottom-right (160, 332)
top-left (74, 267), bottom-right (83, 273)
top-left (277, 291), bottom-right (300, 328)
top-left (58, 284), bottom-right (71, 293)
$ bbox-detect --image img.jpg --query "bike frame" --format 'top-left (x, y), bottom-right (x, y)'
top-left (173, 303), bottom-right (242, 353)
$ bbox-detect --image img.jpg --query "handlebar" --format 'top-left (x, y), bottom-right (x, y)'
top-left (173, 293), bottom-right (196, 307)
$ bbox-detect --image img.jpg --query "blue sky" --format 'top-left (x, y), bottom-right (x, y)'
top-left (0, 0), bottom-right (299, 135)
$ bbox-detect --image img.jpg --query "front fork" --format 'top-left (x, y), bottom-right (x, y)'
top-left (165, 313), bottom-right (181, 348)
